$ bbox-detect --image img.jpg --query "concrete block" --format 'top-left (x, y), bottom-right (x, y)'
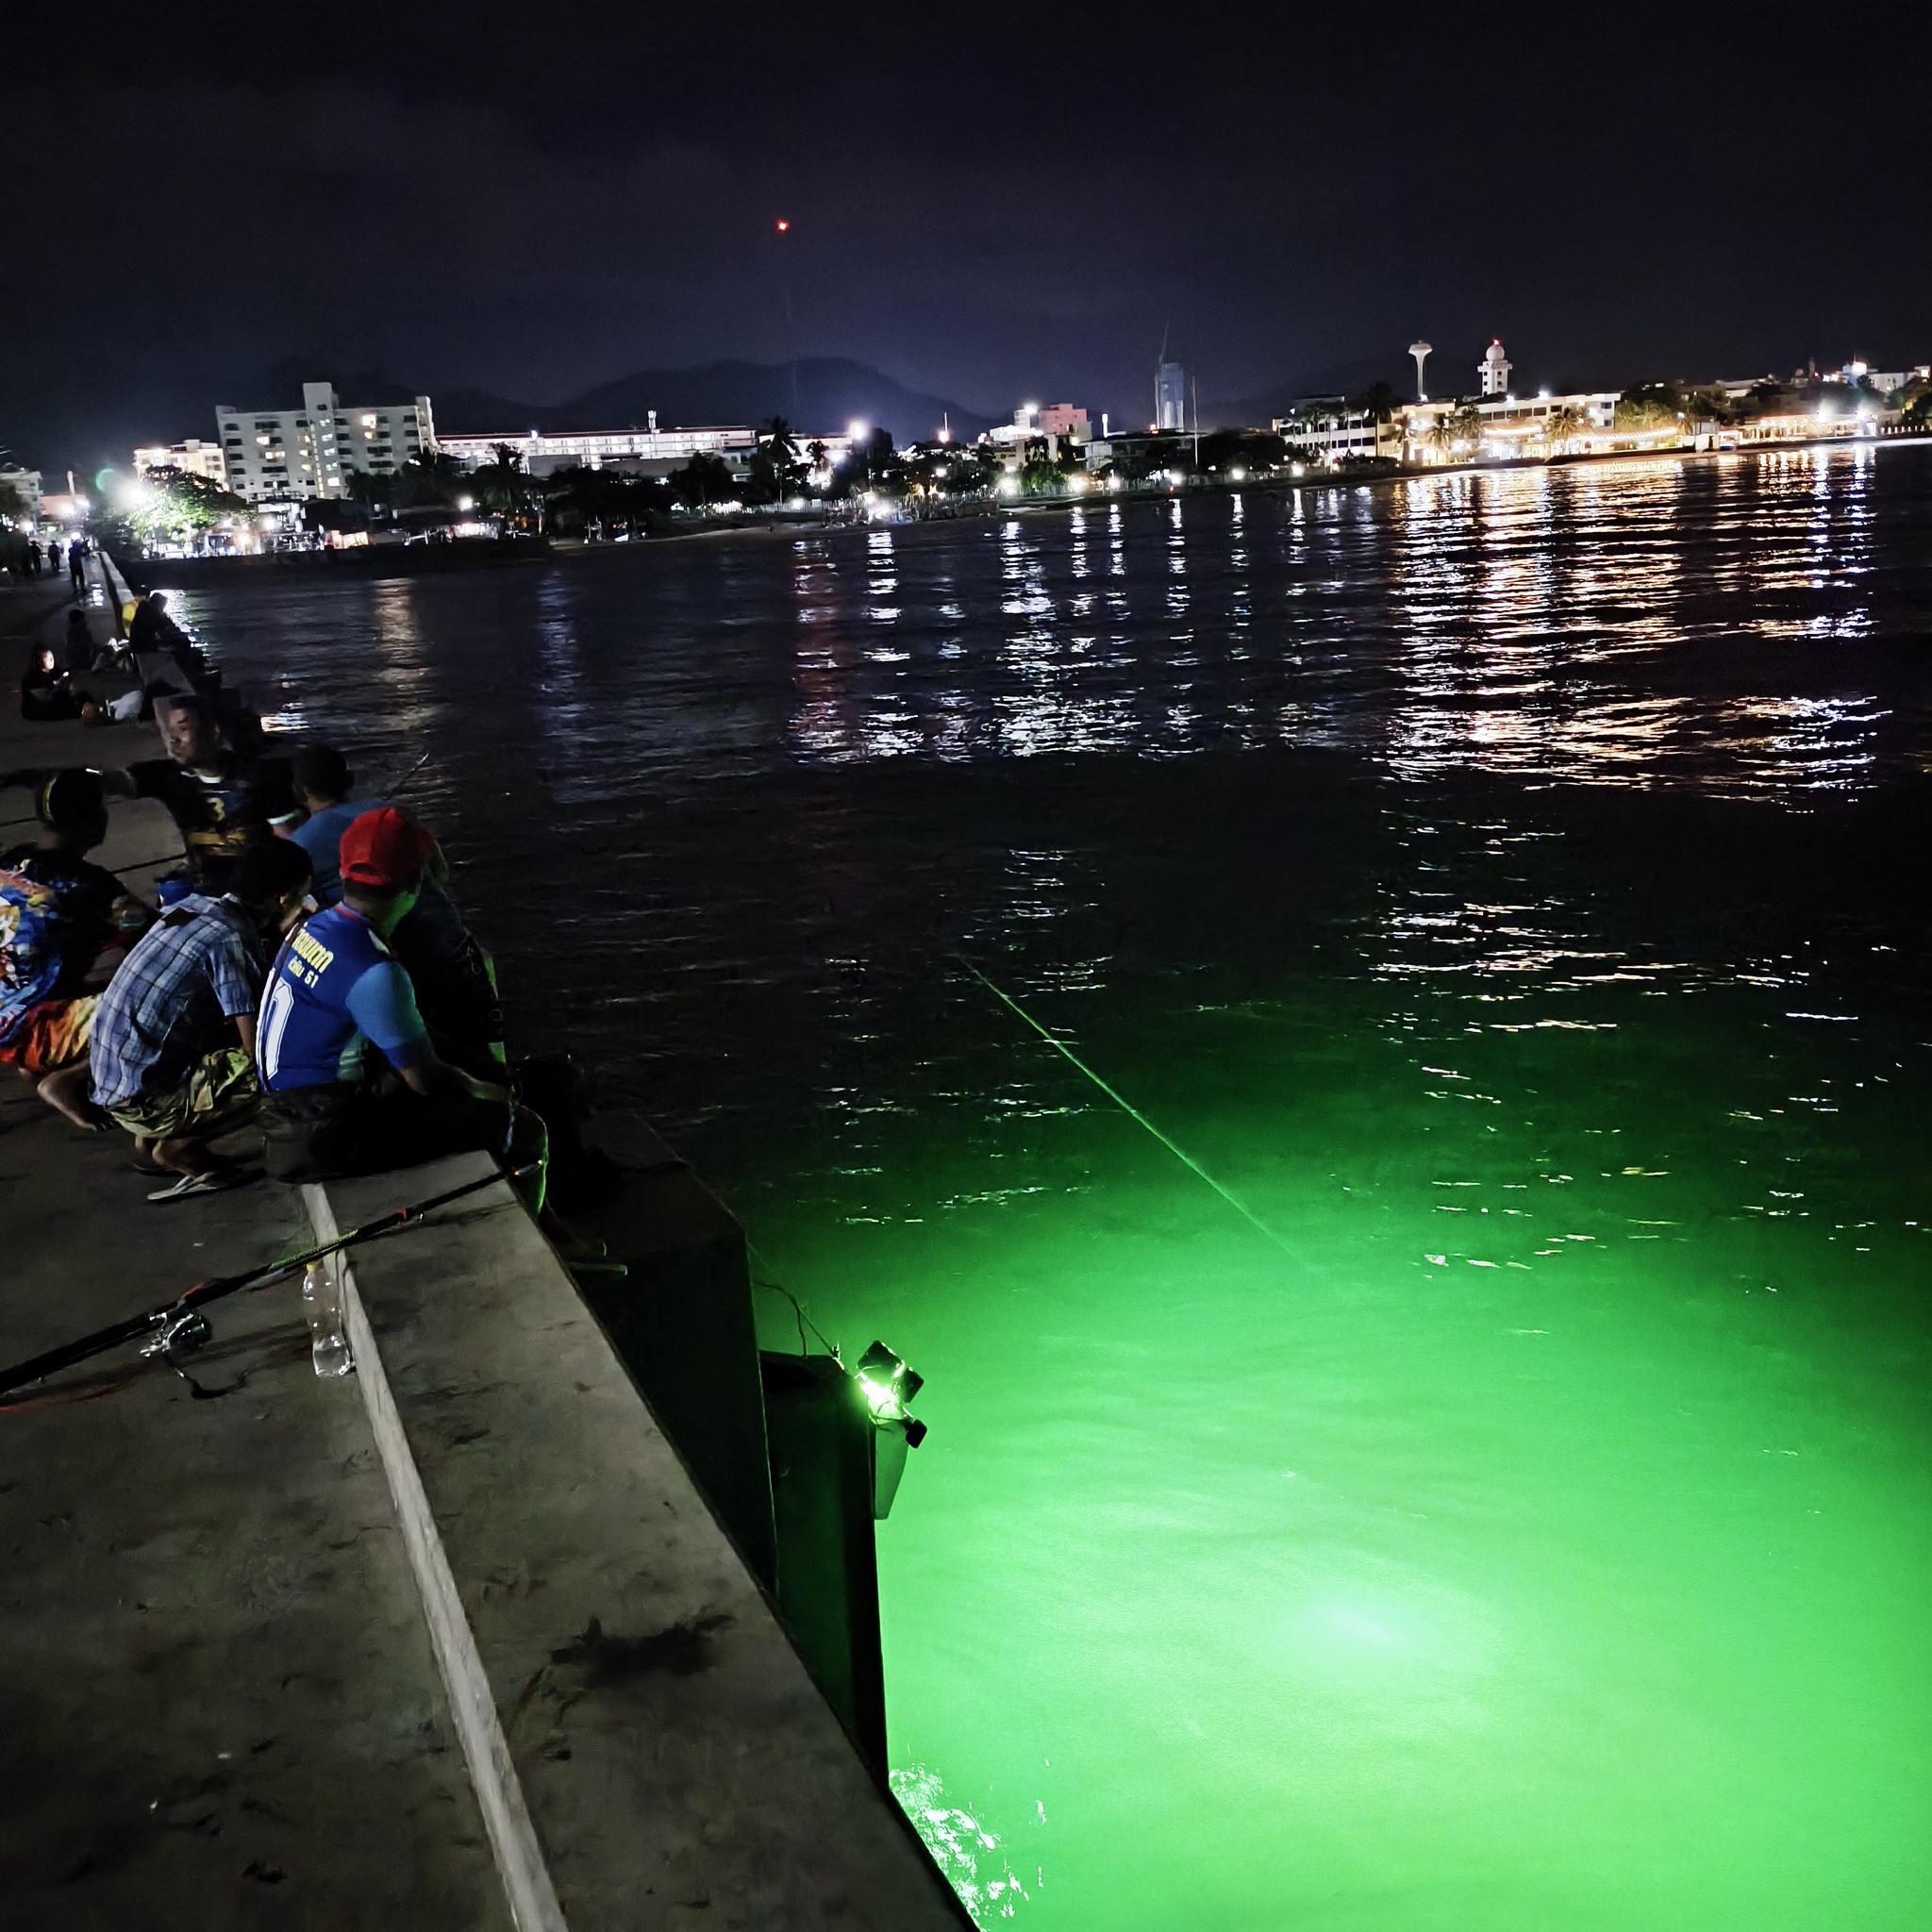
top-left (314, 1156), bottom-right (968, 1930)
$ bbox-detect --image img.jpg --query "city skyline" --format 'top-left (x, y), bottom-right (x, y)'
top-left (3, 3), bottom-right (1925, 471)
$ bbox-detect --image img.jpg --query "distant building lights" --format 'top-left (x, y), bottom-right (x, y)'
top-left (1228, 466), bottom-right (1245, 481)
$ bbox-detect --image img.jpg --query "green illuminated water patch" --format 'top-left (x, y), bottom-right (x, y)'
top-left (748, 970), bottom-right (1932, 1929)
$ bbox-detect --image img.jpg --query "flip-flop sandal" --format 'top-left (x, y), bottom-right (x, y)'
top-left (146, 1166), bottom-right (261, 1205)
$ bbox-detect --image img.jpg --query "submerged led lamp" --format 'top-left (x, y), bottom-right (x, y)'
top-left (857, 1341), bottom-right (928, 1521)
top-left (856, 1340), bottom-right (925, 1437)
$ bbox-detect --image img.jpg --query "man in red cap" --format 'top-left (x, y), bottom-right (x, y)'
top-left (255, 807), bottom-right (551, 1210)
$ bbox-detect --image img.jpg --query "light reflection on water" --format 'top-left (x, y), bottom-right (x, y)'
top-left (165, 444), bottom-right (1932, 1930)
top-left (766, 450), bottom-right (1914, 791)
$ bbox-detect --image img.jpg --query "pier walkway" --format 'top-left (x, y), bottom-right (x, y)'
top-left (0, 576), bottom-right (965, 1927)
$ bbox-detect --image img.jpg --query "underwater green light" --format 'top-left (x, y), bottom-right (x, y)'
top-left (858, 1341), bottom-right (928, 1521)
top-left (856, 1339), bottom-right (926, 1438)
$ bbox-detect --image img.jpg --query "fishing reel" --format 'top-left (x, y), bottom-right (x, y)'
top-left (140, 1306), bottom-right (211, 1364)
top-left (139, 1307), bottom-right (228, 1396)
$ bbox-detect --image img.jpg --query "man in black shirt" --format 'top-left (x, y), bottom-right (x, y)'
top-left (1, 687), bottom-right (300, 891)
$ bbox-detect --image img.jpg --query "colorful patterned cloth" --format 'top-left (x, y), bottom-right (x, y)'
top-left (0, 994), bottom-right (97, 1074)
top-left (0, 847), bottom-right (121, 1046)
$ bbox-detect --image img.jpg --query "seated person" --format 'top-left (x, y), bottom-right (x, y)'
top-left (89, 840), bottom-right (313, 1200)
top-left (291, 744), bottom-right (506, 1076)
top-left (2, 688), bottom-right (299, 891)
top-left (20, 646), bottom-right (99, 723)
top-left (0, 771), bottom-right (145, 1127)
top-left (127, 589), bottom-right (192, 663)
top-left (257, 808), bottom-right (551, 1218)
top-left (289, 744), bottom-right (375, 906)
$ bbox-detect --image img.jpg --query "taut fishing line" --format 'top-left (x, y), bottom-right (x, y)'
top-left (956, 955), bottom-right (1298, 1261)
top-left (380, 659), bottom-right (522, 805)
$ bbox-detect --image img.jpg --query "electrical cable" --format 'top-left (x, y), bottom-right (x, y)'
top-left (746, 1239), bottom-right (838, 1357)
top-left (956, 954), bottom-right (1298, 1260)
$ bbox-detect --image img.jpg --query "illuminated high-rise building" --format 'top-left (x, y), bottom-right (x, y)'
top-left (215, 381), bottom-right (435, 502)
top-left (1478, 339), bottom-right (1513, 396)
top-left (1156, 359), bottom-right (1188, 431)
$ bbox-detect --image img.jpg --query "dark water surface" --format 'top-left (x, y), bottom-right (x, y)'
top-left (178, 448), bottom-right (1932, 1928)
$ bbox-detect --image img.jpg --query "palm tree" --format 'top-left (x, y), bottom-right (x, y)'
top-left (1354, 380), bottom-right (1402, 458)
top-left (759, 417), bottom-right (806, 497)
top-left (1429, 406), bottom-right (1484, 464)
top-left (1542, 406), bottom-right (1587, 457)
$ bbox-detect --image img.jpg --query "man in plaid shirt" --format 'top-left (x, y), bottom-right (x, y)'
top-left (88, 841), bottom-right (314, 1202)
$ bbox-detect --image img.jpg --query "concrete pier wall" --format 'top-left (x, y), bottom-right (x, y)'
top-left (310, 1157), bottom-right (968, 1929)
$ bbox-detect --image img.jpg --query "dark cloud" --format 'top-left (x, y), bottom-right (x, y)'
top-left (5, 2), bottom-right (1926, 470)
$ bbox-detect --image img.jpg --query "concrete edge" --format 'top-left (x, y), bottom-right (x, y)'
top-left (301, 1179), bottom-right (568, 1932)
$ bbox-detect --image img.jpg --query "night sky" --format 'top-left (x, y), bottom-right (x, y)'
top-left (5, 2), bottom-right (1925, 469)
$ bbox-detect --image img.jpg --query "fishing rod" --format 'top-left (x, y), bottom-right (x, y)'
top-left (382, 659), bottom-right (523, 805)
top-left (956, 954), bottom-right (1299, 1261)
top-left (0, 1162), bottom-right (534, 1403)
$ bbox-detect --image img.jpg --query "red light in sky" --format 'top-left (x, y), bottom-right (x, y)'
top-left (775, 218), bottom-right (791, 233)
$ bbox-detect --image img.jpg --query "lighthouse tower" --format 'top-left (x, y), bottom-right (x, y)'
top-left (1478, 339), bottom-right (1512, 396)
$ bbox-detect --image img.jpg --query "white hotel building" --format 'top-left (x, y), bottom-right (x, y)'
top-left (215, 382), bottom-right (436, 502)
top-left (133, 439), bottom-right (230, 488)
top-left (436, 413), bottom-right (757, 478)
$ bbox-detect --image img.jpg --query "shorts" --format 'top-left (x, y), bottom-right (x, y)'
top-left (0, 996), bottom-right (98, 1075)
top-left (259, 1080), bottom-right (515, 1184)
top-left (107, 1046), bottom-right (258, 1141)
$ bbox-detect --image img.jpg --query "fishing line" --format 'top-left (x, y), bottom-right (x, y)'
top-left (381, 660), bottom-right (523, 805)
top-left (956, 955), bottom-right (1297, 1260)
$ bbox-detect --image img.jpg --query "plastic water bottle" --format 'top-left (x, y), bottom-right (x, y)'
top-left (302, 1261), bottom-right (353, 1378)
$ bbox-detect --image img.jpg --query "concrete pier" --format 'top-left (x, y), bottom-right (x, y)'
top-left (0, 575), bottom-right (969, 1926)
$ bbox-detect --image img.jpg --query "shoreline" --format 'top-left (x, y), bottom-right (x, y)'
top-left (120, 425), bottom-right (1932, 592)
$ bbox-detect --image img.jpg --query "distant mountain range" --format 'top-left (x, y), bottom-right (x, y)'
top-left (433, 358), bottom-right (996, 445)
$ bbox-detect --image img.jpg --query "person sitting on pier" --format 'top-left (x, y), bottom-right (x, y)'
top-left (256, 807), bottom-right (552, 1218)
top-left (0, 772), bottom-right (145, 1129)
top-left (2, 689), bottom-right (300, 892)
top-left (88, 840), bottom-right (313, 1201)
top-left (126, 591), bottom-right (182, 658)
top-left (19, 645), bottom-right (100, 724)
top-left (289, 745), bottom-right (376, 908)
top-left (291, 744), bottom-right (507, 1077)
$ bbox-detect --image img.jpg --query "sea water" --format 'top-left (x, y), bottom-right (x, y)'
top-left (184, 445), bottom-right (1932, 1928)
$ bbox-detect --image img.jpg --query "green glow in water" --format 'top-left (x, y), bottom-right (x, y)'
top-left (756, 970), bottom-right (1932, 1929)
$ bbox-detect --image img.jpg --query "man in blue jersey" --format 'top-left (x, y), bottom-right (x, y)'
top-left (290, 743), bottom-right (507, 1076)
top-left (257, 807), bottom-right (549, 1210)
